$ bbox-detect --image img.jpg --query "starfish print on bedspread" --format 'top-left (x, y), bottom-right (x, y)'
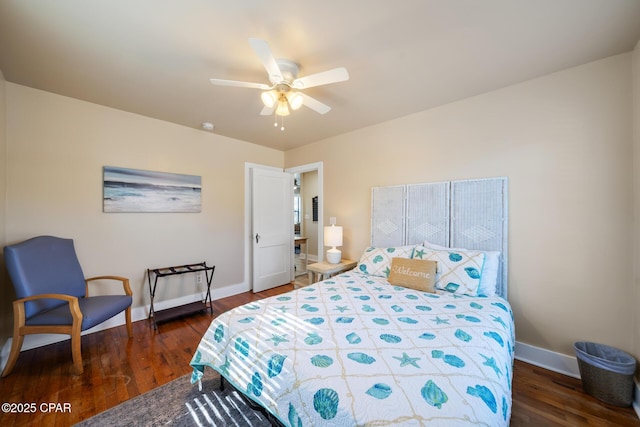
top-left (393, 352), bottom-right (421, 368)
top-left (267, 334), bottom-right (289, 346)
top-left (432, 316), bottom-right (449, 325)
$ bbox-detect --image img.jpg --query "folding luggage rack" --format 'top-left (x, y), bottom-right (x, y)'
top-left (147, 262), bottom-right (215, 330)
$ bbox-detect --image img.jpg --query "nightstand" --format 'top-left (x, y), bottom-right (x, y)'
top-left (306, 259), bottom-right (357, 284)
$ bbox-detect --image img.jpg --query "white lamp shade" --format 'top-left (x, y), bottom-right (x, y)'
top-left (261, 91), bottom-right (277, 108)
top-left (324, 226), bottom-right (343, 247)
top-left (275, 100), bottom-right (290, 116)
top-left (287, 92), bottom-right (303, 110)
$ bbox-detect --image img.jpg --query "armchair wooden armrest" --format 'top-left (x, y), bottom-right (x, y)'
top-left (13, 293), bottom-right (83, 330)
top-left (85, 275), bottom-right (132, 297)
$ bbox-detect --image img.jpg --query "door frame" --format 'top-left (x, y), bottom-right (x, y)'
top-left (286, 162), bottom-right (324, 265)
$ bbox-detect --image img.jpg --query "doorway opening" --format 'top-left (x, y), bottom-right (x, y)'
top-left (287, 162), bottom-right (323, 284)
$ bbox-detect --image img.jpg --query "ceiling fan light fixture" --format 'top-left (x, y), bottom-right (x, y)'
top-left (261, 91), bottom-right (277, 108)
top-left (287, 92), bottom-right (303, 110)
top-left (275, 99), bottom-right (290, 116)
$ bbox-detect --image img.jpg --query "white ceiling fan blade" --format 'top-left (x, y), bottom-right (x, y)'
top-left (248, 38), bottom-right (283, 83)
top-left (260, 105), bottom-right (275, 116)
top-left (210, 78), bottom-right (270, 90)
top-left (292, 67), bottom-right (349, 89)
top-left (299, 93), bottom-right (331, 114)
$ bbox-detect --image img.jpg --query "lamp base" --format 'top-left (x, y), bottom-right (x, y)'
top-left (326, 248), bottom-right (341, 264)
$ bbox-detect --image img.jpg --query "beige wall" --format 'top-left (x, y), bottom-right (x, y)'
top-left (5, 83), bottom-right (283, 310)
top-left (286, 53), bottom-right (635, 358)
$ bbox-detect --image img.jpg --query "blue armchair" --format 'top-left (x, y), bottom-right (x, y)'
top-left (2, 236), bottom-right (133, 376)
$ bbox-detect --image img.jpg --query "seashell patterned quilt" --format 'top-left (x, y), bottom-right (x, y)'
top-left (190, 271), bottom-right (515, 426)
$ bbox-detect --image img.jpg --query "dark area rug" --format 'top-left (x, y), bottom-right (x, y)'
top-left (75, 374), bottom-right (275, 426)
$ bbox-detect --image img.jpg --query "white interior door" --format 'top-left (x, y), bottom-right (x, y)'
top-left (252, 168), bottom-right (293, 292)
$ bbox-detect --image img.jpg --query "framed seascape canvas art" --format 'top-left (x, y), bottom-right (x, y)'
top-left (103, 166), bottom-right (202, 213)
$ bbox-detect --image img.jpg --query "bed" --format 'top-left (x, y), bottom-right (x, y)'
top-left (190, 242), bottom-right (515, 426)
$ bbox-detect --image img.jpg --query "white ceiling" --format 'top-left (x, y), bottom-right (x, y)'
top-left (2, 1), bottom-right (640, 151)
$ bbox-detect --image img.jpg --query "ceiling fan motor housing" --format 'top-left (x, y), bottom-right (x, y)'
top-left (272, 59), bottom-right (299, 85)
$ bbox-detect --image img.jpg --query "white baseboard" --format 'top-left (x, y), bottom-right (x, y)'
top-left (0, 281), bottom-right (249, 372)
top-left (514, 341), bottom-right (580, 378)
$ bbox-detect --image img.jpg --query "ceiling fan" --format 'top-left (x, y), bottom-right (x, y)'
top-left (210, 38), bottom-right (349, 122)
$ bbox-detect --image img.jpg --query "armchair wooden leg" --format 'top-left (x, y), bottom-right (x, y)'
top-left (125, 306), bottom-right (133, 338)
top-left (1, 334), bottom-right (24, 378)
top-left (71, 327), bottom-right (83, 375)
top-left (3, 301), bottom-right (27, 377)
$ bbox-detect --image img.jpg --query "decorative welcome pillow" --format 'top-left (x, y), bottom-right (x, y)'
top-left (356, 245), bottom-right (415, 277)
top-left (412, 246), bottom-right (485, 296)
top-left (388, 258), bottom-right (437, 292)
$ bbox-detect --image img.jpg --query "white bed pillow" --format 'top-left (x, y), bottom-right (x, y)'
top-left (413, 245), bottom-right (485, 296)
top-left (423, 240), bottom-right (500, 297)
top-left (356, 245), bottom-right (415, 277)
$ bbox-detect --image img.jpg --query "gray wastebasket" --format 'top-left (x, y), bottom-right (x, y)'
top-left (574, 341), bottom-right (636, 407)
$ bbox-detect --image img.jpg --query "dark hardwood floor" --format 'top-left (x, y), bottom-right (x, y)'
top-left (1, 282), bottom-right (638, 427)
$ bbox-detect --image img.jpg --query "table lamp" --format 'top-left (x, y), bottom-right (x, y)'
top-left (324, 224), bottom-right (343, 264)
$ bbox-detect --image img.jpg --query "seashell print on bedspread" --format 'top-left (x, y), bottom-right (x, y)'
top-left (190, 271), bottom-right (515, 426)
